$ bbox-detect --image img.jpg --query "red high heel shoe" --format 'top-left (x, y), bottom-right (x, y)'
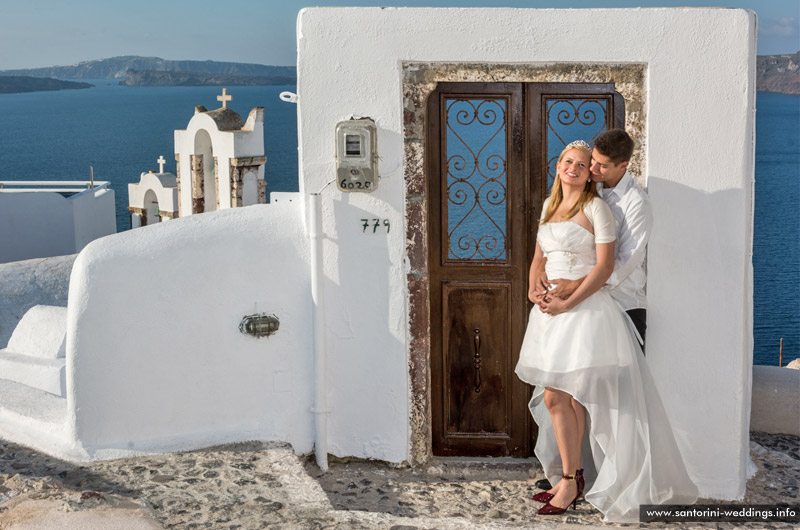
top-left (531, 490), bottom-right (554, 503)
top-left (535, 468), bottom-right (583, 503)
top-left (537, 472), bottom-right (580, 515)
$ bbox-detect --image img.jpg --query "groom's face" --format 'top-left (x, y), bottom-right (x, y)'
top-left (590, 148), bottom-right (628, 188)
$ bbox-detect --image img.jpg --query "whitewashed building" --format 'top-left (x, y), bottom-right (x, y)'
top-left (127, 89), bottom-right (267, 227)
top-left (0, 7), bottom-right (756, 504)
top-left (127, 157), bottom-right (178, 228)
top-left (0, 180), bottom-right (116, 264)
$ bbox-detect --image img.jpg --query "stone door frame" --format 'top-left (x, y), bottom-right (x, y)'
top-left (402, 62), bottom-right (647, 466)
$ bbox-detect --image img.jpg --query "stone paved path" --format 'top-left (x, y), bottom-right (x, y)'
top-left (0, 433), bottom-right (796, 529)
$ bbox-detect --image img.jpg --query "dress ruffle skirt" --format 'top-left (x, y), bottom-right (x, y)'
top-left (515, 288), bottom-right (699, 522)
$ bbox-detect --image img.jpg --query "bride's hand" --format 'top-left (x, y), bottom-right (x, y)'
top-left (540, 295), bottom-right (569, 316)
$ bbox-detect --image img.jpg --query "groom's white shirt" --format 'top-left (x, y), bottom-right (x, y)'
top-left (598, 172), bottom-right (653, 311)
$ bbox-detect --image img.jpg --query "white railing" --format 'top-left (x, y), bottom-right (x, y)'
top-left (0, 181), bottom-right (110, 197)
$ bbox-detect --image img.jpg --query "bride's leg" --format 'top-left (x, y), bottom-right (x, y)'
top-left (543, 388), bottom-right (580, 506)
top-left (571, 397), bottom-right (586, 469)
top-left (570, 397), bottom-right (586, 497)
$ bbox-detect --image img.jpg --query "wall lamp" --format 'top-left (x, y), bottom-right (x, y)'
top-left (239, 313), bottom-right (280, 338)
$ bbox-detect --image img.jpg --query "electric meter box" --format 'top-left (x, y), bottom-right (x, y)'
top-left (335, 118), bottom-right (378, 192)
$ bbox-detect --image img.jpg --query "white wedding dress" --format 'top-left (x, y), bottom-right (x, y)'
top-left (515, 215), bottom-right (699, 523)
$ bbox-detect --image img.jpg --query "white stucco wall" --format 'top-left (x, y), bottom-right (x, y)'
top-left (72, 189), bottom-right (116, 251)
top-left (0, 189), bottom-right (116, 264)
top-left (234, 110), bottom-right (265, 160)
top-left (65, 201), bottom-right (314, 458)
top-left (297, 7), bottom-right (755, 499)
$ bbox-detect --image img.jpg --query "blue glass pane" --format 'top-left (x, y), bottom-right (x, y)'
top-left (546, 99), bottom-right (608, 190)
top-left (445, 98), bottom-right (507, 261)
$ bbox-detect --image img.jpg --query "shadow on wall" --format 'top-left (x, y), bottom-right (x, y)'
top-left (327, 195), bottom-right (406, 458)
top-left (644, 176), bottom-right (752, 486)
top-left (645, 177), bottom-right (751, 371)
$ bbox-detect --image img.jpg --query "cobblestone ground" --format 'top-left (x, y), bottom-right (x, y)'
top-left (0, 433), bottom-right (796, 529)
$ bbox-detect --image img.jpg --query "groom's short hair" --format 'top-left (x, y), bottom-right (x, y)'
top-left (594, 129), bottom-right (634, 164)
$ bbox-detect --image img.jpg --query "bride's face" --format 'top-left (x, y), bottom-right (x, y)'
top-left (557, 149), bottom-right (591, 188)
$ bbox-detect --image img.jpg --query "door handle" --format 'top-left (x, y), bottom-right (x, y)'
top-left (473, 327), bottom-right (482, 393)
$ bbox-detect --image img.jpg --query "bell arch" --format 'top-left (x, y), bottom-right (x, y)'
top-left (143, 189), bottom-right (160, 225)
top-left (192, 129), bottom-right (216, 213)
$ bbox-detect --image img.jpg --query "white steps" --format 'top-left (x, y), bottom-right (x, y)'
top-left (0, 305), bottom-right (76, 459)
top-left (5, 304), bottom-right (67, 359)
top-left (0, 351), bottom-right (65, 396)
top-left (0, 378), bottom-right (66, 425)
top-left (0, 377), bottom-right (74, 460)
top-left (0, 304), bottom-right (67, 397)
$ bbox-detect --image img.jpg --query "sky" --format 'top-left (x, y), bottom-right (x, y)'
top-left (0, 0), bottom-right (798, 70)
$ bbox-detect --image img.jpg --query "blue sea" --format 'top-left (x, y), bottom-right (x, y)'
top-left (0, 83), bottom-right (797, 366)
top-left (0, 80), bottom-right (300, 214)
top-left (752, 92), bottom-right (800, 366)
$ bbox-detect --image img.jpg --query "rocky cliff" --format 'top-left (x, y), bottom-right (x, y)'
top-left (0, 76), bottom-right (93, 94)
top-left (0, 56), bottom-right (295, 81)
top-left (3, 53), bottom-right (795, 94)
top-left (757, 52), bottom-right (800, 95)
top-left (121, 69), bottom-right (295, 87)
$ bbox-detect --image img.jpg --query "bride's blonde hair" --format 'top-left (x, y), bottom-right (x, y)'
top-left (541, 141), bottom-right (598, 224)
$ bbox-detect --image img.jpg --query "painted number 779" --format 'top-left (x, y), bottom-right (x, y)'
top-left (361, 219), bottom-right (390, 234)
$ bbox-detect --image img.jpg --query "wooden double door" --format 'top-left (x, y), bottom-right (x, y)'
top-left (427, 82), bottom-right (624, 457)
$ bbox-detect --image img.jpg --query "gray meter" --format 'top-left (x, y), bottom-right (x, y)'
top-left (336, 118), bottom-right (378, 192)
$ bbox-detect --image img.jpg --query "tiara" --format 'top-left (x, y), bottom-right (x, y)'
top-left (565, 140), bottom-right (591, 150)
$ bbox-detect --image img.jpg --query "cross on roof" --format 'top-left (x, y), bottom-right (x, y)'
top-left (157, 155), bottom-right (166, 174)
top-left (217, 88), bottom-right (232, 109)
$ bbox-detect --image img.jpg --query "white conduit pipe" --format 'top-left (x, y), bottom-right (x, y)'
top-left (309, 193), bottom-right (329, 471)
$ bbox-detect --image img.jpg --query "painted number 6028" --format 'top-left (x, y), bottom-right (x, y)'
top-left (341, 179), bottom-right (372, 190)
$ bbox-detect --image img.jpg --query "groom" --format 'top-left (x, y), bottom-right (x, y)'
top-left (532, 128), bottom-right (653, 492)
top-left (535, 128), bottom-right (653, 345)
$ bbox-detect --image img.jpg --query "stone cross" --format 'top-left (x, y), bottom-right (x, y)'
top-left (157, 155), bottom-right (166, 174)
top-left (217, 88), bottom-right (232, 108)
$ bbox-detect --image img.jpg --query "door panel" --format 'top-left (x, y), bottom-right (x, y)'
top-left (429, 83), bottom-right (529, 457)
top-left (443, 283), bottom-right (510, 436)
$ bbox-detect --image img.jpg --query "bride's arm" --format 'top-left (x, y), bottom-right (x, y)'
top-left (539, 241), bottom-right (614, 316)
top-left (528, 242), bottom-right (549, 303)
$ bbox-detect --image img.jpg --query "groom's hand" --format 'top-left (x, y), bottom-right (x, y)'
top-left (532, 267), bottom-right (550, 298)
top-left (530, 290), bottom-right (546, 305)
top-left (548, 277), bottom-right (584, 299)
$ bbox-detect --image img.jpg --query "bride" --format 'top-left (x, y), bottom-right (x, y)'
top-left (515, 140), bottom-right (698, 522)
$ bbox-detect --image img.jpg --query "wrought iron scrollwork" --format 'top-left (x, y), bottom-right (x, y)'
top-left (445, 98), bottom-right (508, 261)
top-left (545, 98), bottom-right (609, 190)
